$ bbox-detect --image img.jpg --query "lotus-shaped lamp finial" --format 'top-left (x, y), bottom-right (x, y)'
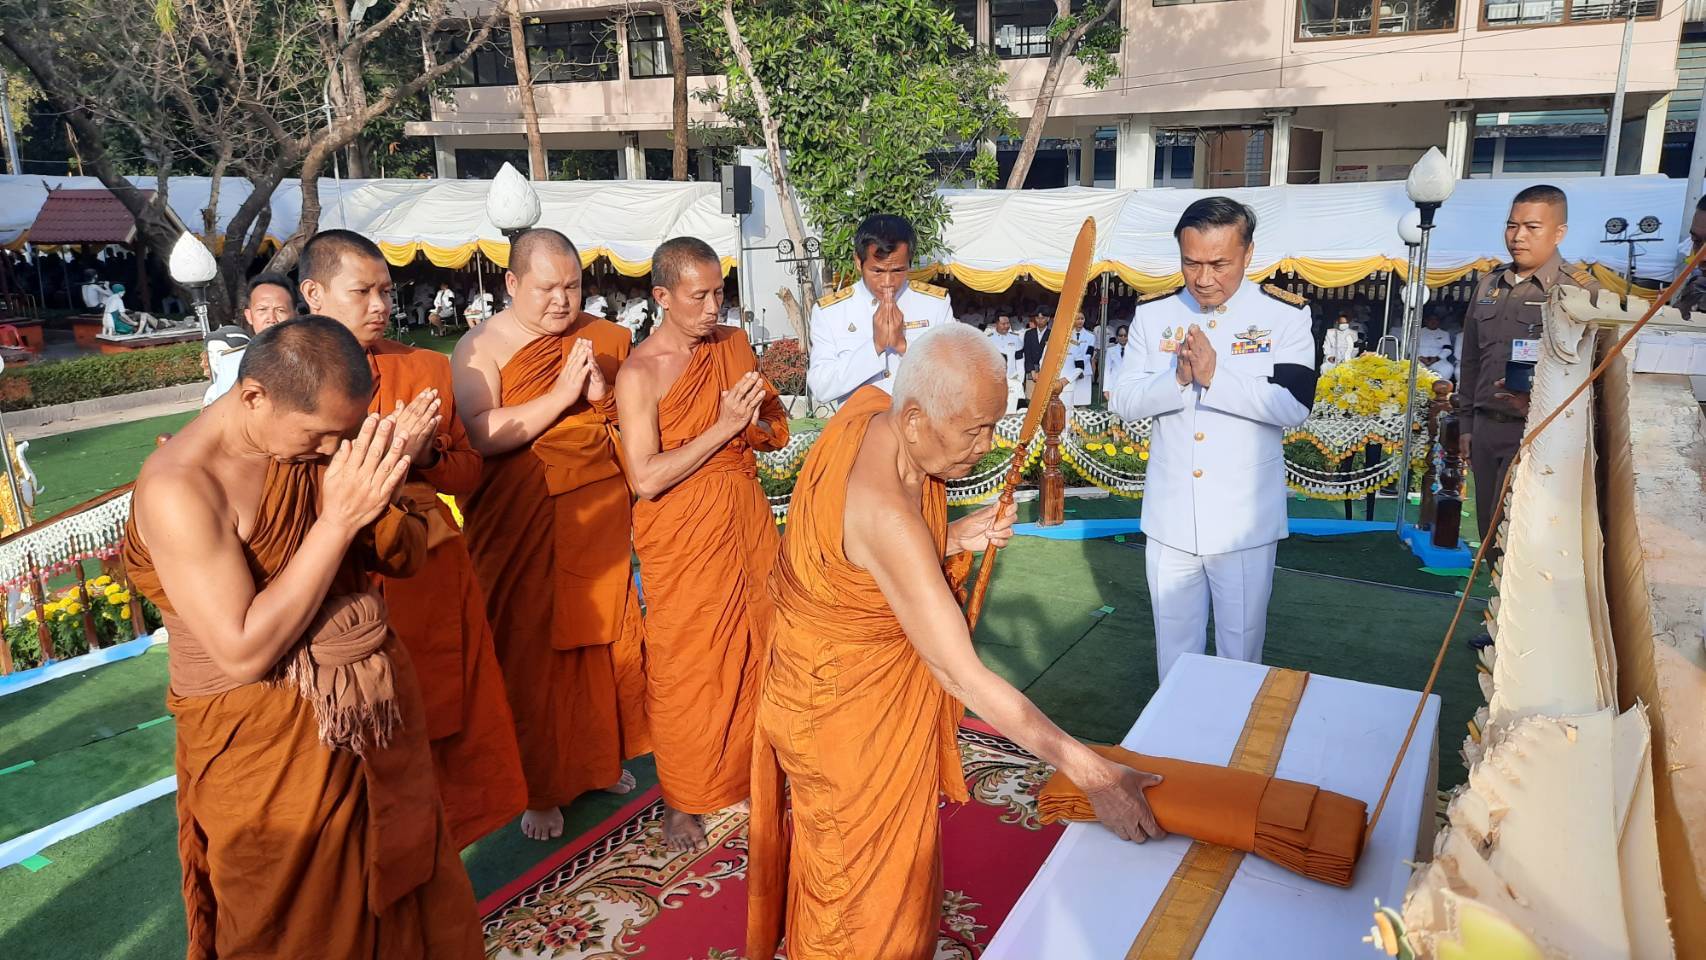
top-left (1405, 147), bottom-right (1455, 206)
top-left (168, 232), bottom-right (218, 286)
top-left (487, 162), bottom-right (542, 233)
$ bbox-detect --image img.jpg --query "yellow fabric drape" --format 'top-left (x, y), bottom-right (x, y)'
top-left (375, 240), bottom-right (735, 277)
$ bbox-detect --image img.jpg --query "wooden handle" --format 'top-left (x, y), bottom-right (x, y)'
top-left (964, 449), bottom-right (1025, 632)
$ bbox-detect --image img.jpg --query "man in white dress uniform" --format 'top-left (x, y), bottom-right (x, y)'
top-left (1101, 324), bottom-right (1129, 402)
top-left (988, 314), bottom-right (1025, 413)
top-left (1320, 313), bottom-right (1358, 372)
top-left (807, 214), bottom-right (956, 405)
top-left (1416, 312), bottom-right (1455, 381)
top-left (1112, 197), bottom-right (1317, 681)
top-left (1064, 314), bottom-right (1096, 408)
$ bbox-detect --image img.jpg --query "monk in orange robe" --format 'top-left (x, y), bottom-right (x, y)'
top-left (614, 237), bottom-right (788, 850)
top-left (452, 227), bottom-right (650, 841)
top-left (748, 324), bottom-right (1165, 960)
top-left (299, 230), bottom-right (527, 848)
top-left (125, 316), bottom-right (483, 958)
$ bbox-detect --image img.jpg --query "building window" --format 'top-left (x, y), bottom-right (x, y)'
top-left (1154, 0), bottom-right (1239, 6)
top-left (1299, 0), bottom-right (1457, 37)
top-left (629, 13), bottom-right (711, 79)
top-left (951, 0), bottom-right (980, 43)
top-left (1482, 0), bottom-right (1657, 27)
top-left (526, 18), bottom-right (618, 83)
top-left (992, 1), bottom-right (1118, 59)
top-left (444, 31), bottom-right (518, 87)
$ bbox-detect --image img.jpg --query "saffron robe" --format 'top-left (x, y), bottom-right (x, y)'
top-left (631, 327), bottom-right (788, 814)
top-left (748, 386), bottom-right (974, 960)
top-left (463, 315), bottom-right (650, 810)
top-left (124, 460), bottom-right (484, 959)
top-left (368, 339), bottom-right (526, 848)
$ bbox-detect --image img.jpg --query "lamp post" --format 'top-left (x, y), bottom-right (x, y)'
top-left (168, 232), bottom-right (218, 337)
top-left (1393, 147), bottom-right (1455, 536)
top-left (0, 355), bottom-right (24, 532)
top-left (487, 161), bottom-right (543, 246)
top-left (1390, 209), bottom-right (1422, 359)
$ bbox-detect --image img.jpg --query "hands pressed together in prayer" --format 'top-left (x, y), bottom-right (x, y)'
top-left (552, 338), bottom-right (610, 405)
top-left (716, 371), bottom-right (767, 441)
top-left (948, 499), bottom-right (1017, 556)
top-left (321, 415), bottom-right (413, 537)
top-left (388, 388), bottom-right (443, 468)
top-left (1173, 324), bottom-right (1217, 389)
top-left (872, 292), bottom-right (908, 356)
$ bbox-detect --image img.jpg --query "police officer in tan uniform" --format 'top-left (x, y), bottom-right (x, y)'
top-left (1456, 184), bottom-right (1600, 539)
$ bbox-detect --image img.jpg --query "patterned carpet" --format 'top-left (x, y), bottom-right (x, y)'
top-left (479, 722), bottom-right (1064, 959)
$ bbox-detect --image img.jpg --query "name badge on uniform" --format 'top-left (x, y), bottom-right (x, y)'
top-left (1510, 338), bottom-right (1541, 363)
top-left (905, 319), bottom-right (928, 330)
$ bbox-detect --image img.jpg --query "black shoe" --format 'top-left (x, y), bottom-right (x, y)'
top-left (1467, 632), bottom-right (1493, 652)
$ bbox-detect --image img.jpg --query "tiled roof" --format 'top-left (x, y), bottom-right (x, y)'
top-left (27, 189), bottom-right (151, 245)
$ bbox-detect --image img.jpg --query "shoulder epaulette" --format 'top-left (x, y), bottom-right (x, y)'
top-left (816, 285), bottom-right (855, 309)
top-left (1139, 287), bottom-right (1181, 303)
top-left (908, 279), bottom-right (948, 299)
top-left (1260, 284), bottom-right (1307, 307)
top-left (1567, 266), bottom-right (1597, 288)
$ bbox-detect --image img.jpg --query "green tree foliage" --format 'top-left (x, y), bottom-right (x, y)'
top-left (696, 0), bottom-right (1011, 270)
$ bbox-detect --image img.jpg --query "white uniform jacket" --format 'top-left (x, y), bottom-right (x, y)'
top-left (1113, 282), bottom-right (1316, 556)
top-left (808, 279), bottom-right (955, 404)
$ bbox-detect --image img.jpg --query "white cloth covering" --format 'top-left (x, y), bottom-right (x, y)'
top-left (984, 654), bottom-right (1441, 960)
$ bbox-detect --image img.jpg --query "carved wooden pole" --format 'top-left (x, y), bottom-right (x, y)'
top-left (27, 552), bottom-right (49, 662)
top-left (1432, 380), bottom-right (1465, 549)
top-left (1418, 381), bottom-right (1451, 529)
top-left (74, 551), bottom-right (100, 652)
top-left (0, 597), bottom-right (13, 675)
top-left (1041, 389), bottom-right (1068, 526)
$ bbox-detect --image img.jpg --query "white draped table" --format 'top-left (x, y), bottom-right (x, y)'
top-left (985, 654), bottom-right (1441, 960)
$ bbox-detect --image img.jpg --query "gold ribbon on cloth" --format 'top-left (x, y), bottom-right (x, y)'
top-left (1125, 667), bottom-right (1310, 960)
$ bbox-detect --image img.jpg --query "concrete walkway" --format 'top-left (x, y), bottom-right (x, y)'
top-left (8, 383), bottom-right (206, 441)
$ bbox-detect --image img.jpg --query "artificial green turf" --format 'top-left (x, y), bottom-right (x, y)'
top-left (25, 411), bottom-right (199, 518)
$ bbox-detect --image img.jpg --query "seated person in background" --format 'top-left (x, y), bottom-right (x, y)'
top-left (80, 270), bottom-right (111, 312)
top-left (1417, 312), bottom-right (1455, 381)
top-left (101, 283), bottom-right (171, 336)
top-left (1321, 313), bottom-right (1358, 372)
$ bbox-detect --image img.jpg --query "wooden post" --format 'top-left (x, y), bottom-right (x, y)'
top-left (1418, 381), bottom-right (1452, 529)
top-left (1432, 381), bottom-right (1465, 549)
top-left (0, 594), bottom-right (14, 675)
top-left (1040, 389), bottom-right (1068, 526)
top-left (27, 552), bottom-right (50, 663)
top-left (74, 554), bottom-right (101, 652)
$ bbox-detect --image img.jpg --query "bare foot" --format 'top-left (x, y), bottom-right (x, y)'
top-left (520, 807), bottom-right (564, 841)
top-left (603, 769), bottom-right (638, 795)
top-left (662, 805), bottom-right (709, 852)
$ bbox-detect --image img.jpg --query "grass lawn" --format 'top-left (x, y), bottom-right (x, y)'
top-left (0, 402), bottom-right (1492, 958)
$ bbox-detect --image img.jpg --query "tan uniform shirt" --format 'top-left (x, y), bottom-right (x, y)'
top-left (1455, 254), bottom-right (1600, 420)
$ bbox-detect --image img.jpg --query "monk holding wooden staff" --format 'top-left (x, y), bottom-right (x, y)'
top-left (299, 229), bottom-right (526, 849)
top-left (615, 236), bottom-right (788, 850)
top-left (125, 317), bottom-right (483, 958)
top-left (452, 227), bottom-right (649, 842)
top-left (748, 324), bottom-right (1164, 960)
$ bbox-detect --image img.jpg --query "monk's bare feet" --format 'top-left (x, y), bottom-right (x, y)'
top-left (603, 769), bottom-right (637, 795)
top-left (521, 806), bottom-right (564, 841)
top-left (662, 805), bottom-right (708, 852)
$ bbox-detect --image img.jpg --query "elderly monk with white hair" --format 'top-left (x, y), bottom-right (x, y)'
top-left (747, 324), bottom-right (1165, 960)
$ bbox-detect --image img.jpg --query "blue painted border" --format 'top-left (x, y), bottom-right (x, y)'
top-left (0, 632), bottom-right (165, 699)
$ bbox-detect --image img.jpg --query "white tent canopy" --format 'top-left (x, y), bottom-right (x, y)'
top-left (0, 175), bottom-right (739, 274)
top-left (931, 176), bottom-right (1688, 291)
top-left (0, 172), bottom-right (1684, 287)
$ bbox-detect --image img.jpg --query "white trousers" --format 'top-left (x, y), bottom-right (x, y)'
top-left (1144, 538), bottom-right (1279, 682)
top-left (1005, 375), bottom-right (1024, 414)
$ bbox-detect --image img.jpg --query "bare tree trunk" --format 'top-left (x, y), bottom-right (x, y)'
top-left (1004, 0), bottom-right (1117, 190)
top-left (719, 0), bottom-right (816, 300)
top-left (508, 0), bottom-right (548, 179)
top-left (664, 1), bottom-right (689, 181)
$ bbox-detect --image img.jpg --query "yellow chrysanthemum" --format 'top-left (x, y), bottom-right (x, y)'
top-left (108, 591), bottom-right (132, 605)
top-left (1122, 445), bottom-right (1136, 455)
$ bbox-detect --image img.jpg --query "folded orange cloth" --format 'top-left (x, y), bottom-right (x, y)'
top-left (1037, 743), bottom-right (1368, 887)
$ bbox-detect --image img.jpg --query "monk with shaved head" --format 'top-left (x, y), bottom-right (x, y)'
top-left (299, 229), bottom-right (527, 849)
top-left (452, 227), bottom-right (650, 841)
top-left (748, 324), bottom-right (1164, 960)
top-left (616, 236), bottom-right (787, 850)
top-left (125, 316), bottom-right (484, 957)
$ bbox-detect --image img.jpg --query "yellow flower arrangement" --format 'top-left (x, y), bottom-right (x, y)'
top-left (1314, 353), bottom-right (1439, 417)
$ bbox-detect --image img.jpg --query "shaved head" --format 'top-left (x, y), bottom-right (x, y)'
top-left (894, 324), bottom-right (1005, 421)
top-left (299, 229), bottom-right (386, 286)
top-left (509, 228), bottom-right (581, 279)
top-left (237, 315), bottom-right (372, 413)
top-left (651, 236), bottom-right (720, 292)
